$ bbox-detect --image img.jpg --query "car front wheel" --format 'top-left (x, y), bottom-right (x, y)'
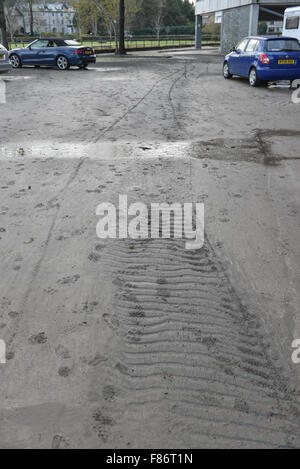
top-left (249, 67), bottom-right (260, 87)
top-left (10, 54), bottom-right (22, 69)
top-left (56, 56), bottom-right (70, 71)
top-left (223, 62), bottom-right (232, 79)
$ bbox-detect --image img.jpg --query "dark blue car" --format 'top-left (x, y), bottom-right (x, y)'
top-left (9, 38), bottom-right (96, 71)
top-left (223, 36), bottom-right (300, 86)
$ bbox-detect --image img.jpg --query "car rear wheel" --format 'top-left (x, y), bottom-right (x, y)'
top-left (10, 54), bottom-right (22, 69)
top-left (249, 67), bottom-right (260, 87)
top-left (223, 62), bottom-right (232, 79)
top-left (56, 56), bottom-right (70, 71)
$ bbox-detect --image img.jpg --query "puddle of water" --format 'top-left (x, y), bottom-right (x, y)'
top-left (188, 131), bottom-right (300, 166)
top-left (264, 134), bottom-right (300, 163)
top-left (189, 138), bottom-right (259, 163)
top-left (259, 129), bottom-right (300, 138)
top-left (263, 156), bottom-right (281, 166)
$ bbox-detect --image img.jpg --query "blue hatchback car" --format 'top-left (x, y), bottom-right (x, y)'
top-left (9, 38), bottom-right (96, 71)
top-left (223, 36), bottom-right (300, 86)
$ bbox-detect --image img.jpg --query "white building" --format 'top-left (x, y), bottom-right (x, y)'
top-left (10, 2), bottom-right (76, 36)
top-left (195, 0), bottom-right (299, 52)
top-left (213, 9), bottom-right (283, 32)
top-left (266, 20), bottom-right (283, 33)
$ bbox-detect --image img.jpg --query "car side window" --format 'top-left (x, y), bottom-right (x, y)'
top-left (246, 39), bottom-right (259, 52)
top-left (31, 40), bottom-right (49, 49)
top-left (236, 39), bottom-right (249, 53)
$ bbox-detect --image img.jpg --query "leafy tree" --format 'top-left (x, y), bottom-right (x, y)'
top-left (71, 0), bottom-right (99, 36)
top-left (71, 0), bottom-right (141, 52)
top-left (91, 0), bottom-right (121, 52)
top-left (182, 0), bottom-right (194, 23)
top-left (163, 0), bottom-right (184, 26)
top-left (258, 22), bottom-right (267, 35)
top-left (133, 0), bottom-right (195, 32)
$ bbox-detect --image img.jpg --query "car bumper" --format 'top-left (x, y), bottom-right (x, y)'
top-left (0, 61), bottom-right (11, 73)
top-left (257, 66), bottom-right (300, 82)
top-left (70, 55), bottom-right (96, 66)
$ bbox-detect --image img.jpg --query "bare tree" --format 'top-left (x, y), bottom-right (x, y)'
top-left (5, 0), bottom-right (22, 40)
top-left (91, 0), bottom-right (119, 52)
top-left (19, 0), bottom-right (34, 36)
top-left (152, 0), bottom-right (165, 45)
top-left (91, 0), bottom-right (140, 54)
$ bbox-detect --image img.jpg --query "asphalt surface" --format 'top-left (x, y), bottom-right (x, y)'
top-left (0, 48), bottom-right (300, 448)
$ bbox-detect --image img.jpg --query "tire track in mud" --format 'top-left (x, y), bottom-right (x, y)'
top-left (92, 237), bottom-right (300, 448)
top-left (6, 157), bottom-right (87, 349)
top-left (168, 61), bottom-right (188, 134)
top-left (93, 67), bottom-right (183, 143)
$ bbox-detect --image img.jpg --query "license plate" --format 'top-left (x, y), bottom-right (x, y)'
top-left (0, 55), bottom-right (3, 60)
top-left (85, 51), bottom-right (92, 55)
top-left (278, 59), bottom-right (295, 64)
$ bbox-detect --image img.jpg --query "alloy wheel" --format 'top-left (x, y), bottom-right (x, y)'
top-left (249, 69), bottom-right (257, 87)
top-left (57, 56), bottom-right (69, 71)
top-left (10, 55), bottom-right (20, 68)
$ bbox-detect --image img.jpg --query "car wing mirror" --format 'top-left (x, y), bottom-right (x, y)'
top-left (231, 46), bottom-right (237, 52)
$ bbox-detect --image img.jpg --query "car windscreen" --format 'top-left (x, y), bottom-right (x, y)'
top-left (266, 39), bottom-right (300, 52)
top-left (64, 40), bottom-right (81, 46)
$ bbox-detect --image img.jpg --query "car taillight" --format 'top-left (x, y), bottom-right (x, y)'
top-left (75, 49), bottom-right (83, 54)
top-left (259, 53), bottom-right (270, 65)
